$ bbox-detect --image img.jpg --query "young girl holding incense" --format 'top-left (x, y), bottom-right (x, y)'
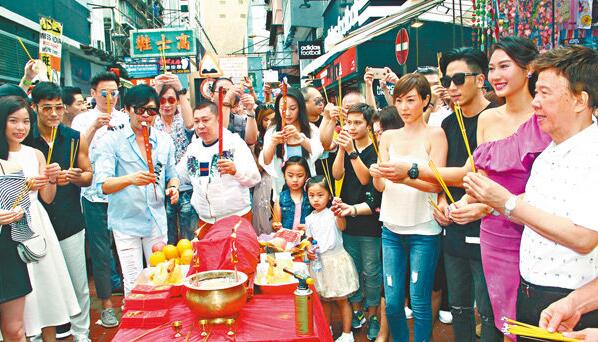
top-left (305, 175), bottom-right (359, 342)
top-left (259, 87), bottom-right (323, 201)
top-left (272, 156), bottom-right (312, 231)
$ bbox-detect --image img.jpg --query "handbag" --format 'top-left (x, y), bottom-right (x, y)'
top-left (17, 234), bottom-right (47, 263)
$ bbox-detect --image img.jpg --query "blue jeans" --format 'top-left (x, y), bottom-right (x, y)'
top-left (444, 253), bottom-right (502, 342)
top-left (166, 189), bottom-right (199, 243)
top-left (382, 227), bottom-right (440, 342)
top-left (82, 198), bottom-right (120, 300)
top-left (343, 234), bottom-right (382, 309)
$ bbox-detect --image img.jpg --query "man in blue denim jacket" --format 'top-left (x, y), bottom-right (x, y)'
top-left (95, 85), bottom-right (180, 296)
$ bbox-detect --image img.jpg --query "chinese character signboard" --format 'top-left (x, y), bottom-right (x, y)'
top-left (130, 28), bottom-right (196, 58)
top-left (123, 56), bottom-right (191, 78)
top-left (39, 17), bottom-right (63, 83)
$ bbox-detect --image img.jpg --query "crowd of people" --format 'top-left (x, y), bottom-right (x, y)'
top-left (0, 38), bottom-right (596, 342)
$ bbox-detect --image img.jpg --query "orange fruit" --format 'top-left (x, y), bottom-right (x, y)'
top-left (176, 239), bottom-right (192, 255)
top-left (180, 249), bottom-right (194, 265)
top-left (149, 251), bottom-right (166, 267)
top-left (162, 244), bottom-right (179, 260)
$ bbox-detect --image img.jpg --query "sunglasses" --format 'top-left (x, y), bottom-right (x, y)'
top-left (133, 106), bottom-right (159, 116)
top-left (160, 97), bottom-right (177, 105)
top-left (313, 97), bottom-right (324, 106)
top-left (100, 90), bottom-right (119, 98)
top-left (440, 72), bottom-right (479, 88)
top-left (38, 104), bottom-right (65, 115)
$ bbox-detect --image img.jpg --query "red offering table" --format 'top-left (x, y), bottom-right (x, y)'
top-left (113, 293), bottom-right (333, 341)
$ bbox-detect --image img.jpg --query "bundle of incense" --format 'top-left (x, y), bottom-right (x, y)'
top-left (140, 122), bottom-right (157, 199)
top-left (17, 37), bottom-right (34, 62)
top-left (368, 129), bottom-right (380, 158)
top-left (46, 126), bottom-right (57, 165)
top-left (12, 179), bottom-right (32, 209)
top-left (280, 81), bottom-right (288, 128)
top-left (502, 317), bottom-right (580, 342)
top-left (218, 87), bottom-right (224, 157)
top-left (428, 159), bottom-right (455, 203)
top-left (69, 138), bottom-right (79, 169)
top-left (436, 52), bottom-right (443, 78)
top-left (319, 159), bottom-right (335, 196)
top-left (454, 102), bottom-right (477, 172)
top-left (427, 195), bottom-right (440, 212)
top-left (160, 46), bottom-right (167, 74)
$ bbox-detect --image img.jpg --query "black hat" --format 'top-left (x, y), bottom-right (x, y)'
top-left (0, 84), bottom-right (28, 99)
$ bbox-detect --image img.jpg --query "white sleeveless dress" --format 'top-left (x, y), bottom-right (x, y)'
top-left (8, 145), bottom-right (80, 337)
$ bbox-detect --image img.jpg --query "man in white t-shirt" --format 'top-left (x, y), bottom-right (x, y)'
top-left (462, 45), bottom-right (598, 335)
top-left (71, 71), bottom-right (129, 328)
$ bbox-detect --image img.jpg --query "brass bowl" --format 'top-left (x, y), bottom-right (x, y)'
top-left (183, 270), bottom-right (248, 320)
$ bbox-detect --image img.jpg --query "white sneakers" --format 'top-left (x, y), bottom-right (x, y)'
top-left (439, 310), bottom-right (453, 324)
top-left (335, 332), bottom-right (355, 342)
top-left (404, 306), bottom-right (413, 319)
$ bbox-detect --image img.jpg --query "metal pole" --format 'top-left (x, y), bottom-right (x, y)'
top-left (551, 0), bottom-right (556, 48)
top-left (459, 0), bottom-right (464, 46)
top-left (452, 0), bottom-right (456, 48)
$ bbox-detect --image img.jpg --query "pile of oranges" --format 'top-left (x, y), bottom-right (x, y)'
top-left (149, 239), bottom-right (194, 267)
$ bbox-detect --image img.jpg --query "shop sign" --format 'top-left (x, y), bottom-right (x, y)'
top-left (315, 46), bottom-right (357, 88)
top-left (298, 41), bottom-right (323, 59)
top-left (39, 17), bottom-right (63, 83)
top-left (123, 56), bottom-right (191, 79)
top-left (131, 28), bottom-right (196, 58)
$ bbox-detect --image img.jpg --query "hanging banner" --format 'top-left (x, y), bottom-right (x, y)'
top-left (39, 17), bottom-right (63, 83)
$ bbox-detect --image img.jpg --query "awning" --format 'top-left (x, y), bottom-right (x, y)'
top-left (301, 0), bottom-right (445, 77)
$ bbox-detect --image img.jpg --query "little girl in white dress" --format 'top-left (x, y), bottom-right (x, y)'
top-left (304, 175), bottom-right (359, 342)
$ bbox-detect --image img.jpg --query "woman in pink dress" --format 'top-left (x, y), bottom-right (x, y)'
top-left (382, 37), bottom-right (552, 339)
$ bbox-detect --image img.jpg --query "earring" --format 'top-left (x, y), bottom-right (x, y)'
top-left (527, 72), bottom-right (533, 79)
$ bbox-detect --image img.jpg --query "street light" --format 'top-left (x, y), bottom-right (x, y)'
top-left (411, 20), bottom-right (424, 28)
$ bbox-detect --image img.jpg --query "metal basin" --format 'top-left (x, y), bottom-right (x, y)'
top-left (183, 270), bottom-right (248, 320)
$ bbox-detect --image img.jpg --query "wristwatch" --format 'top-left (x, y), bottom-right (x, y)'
top-left (504, 195), bottom-right (518, 218)
top-left (351, 206), bottom-right (357, 217)
top-left (408, 163), bottom-right (419, 179)
top-left (348, 151), bottom-right (359, 160)
top-left (177, 88), bottom-right (188, 95)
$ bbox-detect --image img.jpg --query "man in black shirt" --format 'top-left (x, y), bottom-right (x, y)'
top-left (31, 82), bottom-right (93, 342)
top-left (331, 103), bottom-right (382, 340)
top-left (435, 48), bottom-right (502, 341)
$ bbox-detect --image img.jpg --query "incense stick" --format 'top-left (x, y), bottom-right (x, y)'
top-left (46, 127), bottom-right (57, 165)
top-left (337, 75), bottom-right (344, 127)
top-left (436, 52), bottom-right (443, 78)
top-left (69, 138), bottom-right (79, 169)
top-left (319, 159), bottom-right (335, 196)
top-left (12, 179), bottom-right (32, 209)
top-left (17, 37), bottom-right (34, 61)
top-left (454, 102), bottom-right (477, 172)
top-left (128, 322), bottom-right (171, 342)
top-left (141, 122), bottom-right (157, 199)
top-left (502, 318), bottom-right (580, 342)
top-left (427, 195), bottom-right (440, 212)
top-left (428, 159), bottom-right (455, 203)
top-left (321, 82), bottom-right (329, 104)
top-left (160, 46), bottom-right (167, 74)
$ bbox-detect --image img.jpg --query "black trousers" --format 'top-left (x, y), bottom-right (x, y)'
top-left (516, 277), bottom-right (598, 342)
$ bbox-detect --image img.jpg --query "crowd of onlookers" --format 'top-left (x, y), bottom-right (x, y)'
top-left (0, 39), bottom-right (597, 342)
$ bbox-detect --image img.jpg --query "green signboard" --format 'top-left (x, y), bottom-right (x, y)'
top-left (130, 28), bottom-right (196, 58)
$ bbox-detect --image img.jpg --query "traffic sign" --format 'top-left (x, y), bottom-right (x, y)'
top-left (395, 28), bottom-right (409, 65)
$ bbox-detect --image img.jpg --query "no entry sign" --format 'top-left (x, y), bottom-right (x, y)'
top-left (395, 28), bottom-right (409, 65)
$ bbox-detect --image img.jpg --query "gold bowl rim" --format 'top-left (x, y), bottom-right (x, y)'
top-left (183, 270), bottom-right (248, 291)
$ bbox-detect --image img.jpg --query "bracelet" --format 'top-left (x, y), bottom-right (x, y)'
top-left (246, 113), bottom-right (255, 119)
top-left (49, 180), bottom-right (56, 184)
top-left (351, 206), bottom-right (357, 217)
top-left (223, 102), bottom-right (232, 108)
top-left (167, 185), bottom-right (179, 191)
top-left (21, 78), bottom-right (32, 86)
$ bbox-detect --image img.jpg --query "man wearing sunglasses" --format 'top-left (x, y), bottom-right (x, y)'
top-left (30, 82), bottom-right (93, 342)
top-left (95, 84), bottom-right (180, 296)
top-left (71, 71), bottom-right (129, 329)
top-left (301, 86), bottom-right (325, 126)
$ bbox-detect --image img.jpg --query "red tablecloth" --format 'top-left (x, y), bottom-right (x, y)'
top-left (112, 293), bottom-right (333, 341)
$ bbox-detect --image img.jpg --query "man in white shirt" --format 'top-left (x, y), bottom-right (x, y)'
top-left (176, 101), bottom-right (260, 237)
top-left (462, 45), bottom-right (598, 335)
top-left (71, 71), bottom-right (129, 328)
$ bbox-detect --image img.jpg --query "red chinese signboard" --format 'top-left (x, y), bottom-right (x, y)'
top-left (316, 46), bottom-right (357, 88)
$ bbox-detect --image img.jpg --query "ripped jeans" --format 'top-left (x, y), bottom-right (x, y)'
top-left (444, 253), bottom-right (503, 342)
top-left (382, 228), bottom-right (440, 342)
